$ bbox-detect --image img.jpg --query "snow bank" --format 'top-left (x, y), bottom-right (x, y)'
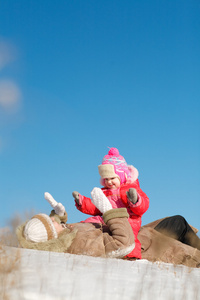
top-left (1, 246), bottom-right (200, 300)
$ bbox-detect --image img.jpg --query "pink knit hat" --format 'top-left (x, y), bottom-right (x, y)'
top-left (98, 148), bottom-right (131, 184)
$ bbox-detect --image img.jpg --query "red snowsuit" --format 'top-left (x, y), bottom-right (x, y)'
top-left (75, 179), bottom-right (149, 258)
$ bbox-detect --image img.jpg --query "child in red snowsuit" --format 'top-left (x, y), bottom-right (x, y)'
top-left (72, 147), bottom-right (149, 259)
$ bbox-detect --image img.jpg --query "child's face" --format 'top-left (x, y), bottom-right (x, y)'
top-left (104, 177), bottom-right (120, 189)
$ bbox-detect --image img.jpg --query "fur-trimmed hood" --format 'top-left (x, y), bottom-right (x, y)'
top-left (16, 223), bottom-right (77, 253)
top-left (127, 165), bottom-right (139, 183)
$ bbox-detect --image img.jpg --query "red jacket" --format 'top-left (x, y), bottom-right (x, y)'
top-left (75, 179), bottom-right (149, 258)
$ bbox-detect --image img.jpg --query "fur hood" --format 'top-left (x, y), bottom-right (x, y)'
top-left (127, 165), bottom-right (139, 183)
top-left (16, 223), bottom-right (77, 253)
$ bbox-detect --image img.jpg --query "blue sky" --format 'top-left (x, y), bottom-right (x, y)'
top-left (0, 1), bottom-right (199, 232)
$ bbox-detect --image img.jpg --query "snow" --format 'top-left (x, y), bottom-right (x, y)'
top-left (2, 246), bottom-right (200, 300)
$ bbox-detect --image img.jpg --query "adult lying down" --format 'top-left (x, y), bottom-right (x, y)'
top-left (16, 189), bottom-right (200, 268)
top-left (16, 188), bottom-right (135, 259)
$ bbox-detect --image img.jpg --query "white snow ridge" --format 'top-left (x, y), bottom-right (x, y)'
top-left (1, 246), bottom-right (200, 300)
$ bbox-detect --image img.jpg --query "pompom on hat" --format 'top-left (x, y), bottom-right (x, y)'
top-left (24, 213), bottom-right (58, 243)
top-left (98, 147), bottom-right (138, 184)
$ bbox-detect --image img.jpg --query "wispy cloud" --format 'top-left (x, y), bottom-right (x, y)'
top-left (0, 38), bottom-right (21, 113)
top-left (0, 38), bottom-right (22, 152)
top-left (0, 39), bottom-right (15, 71)
top-left (0, 79), bottom-right (21, 113)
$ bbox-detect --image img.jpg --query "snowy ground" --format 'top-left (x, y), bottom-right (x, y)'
top-left (1, 246), bottom-right (200, 300)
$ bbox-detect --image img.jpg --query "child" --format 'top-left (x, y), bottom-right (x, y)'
top-left (17, 190), bottom-right (135, 258)
top-left (72, 147), bottom-right (149, 259)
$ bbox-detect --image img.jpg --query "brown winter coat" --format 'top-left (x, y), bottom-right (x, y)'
top-left (17, 212), bottom-right (200, 267)
top-left (138, 219), bottom-right (200, 268)
top-left (16, 208), bottom-right (135, 259)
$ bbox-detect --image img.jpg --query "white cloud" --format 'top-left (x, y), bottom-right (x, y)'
top-left (0, 79), bottom-right (21, 112)
top-left (0, 39), bottom-right (15, 71)
top-left (0, 38), bottom-right (21, 112)
top-left (0, 38), bottom-right (22, 153)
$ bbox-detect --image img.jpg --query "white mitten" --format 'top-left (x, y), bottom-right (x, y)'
top-left (44, 192), bottom-right (65, 216)
top-left (91, 187), bottom-right (112, 214)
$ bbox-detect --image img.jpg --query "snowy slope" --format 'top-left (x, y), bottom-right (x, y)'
top-left (1, 246), bottom-right (200, 300)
